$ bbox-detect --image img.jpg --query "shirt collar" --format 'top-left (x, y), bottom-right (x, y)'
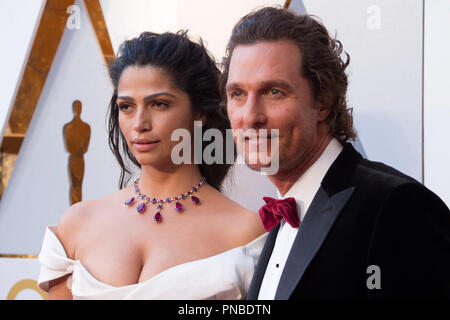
top-left (276, 138), bottom-right (343, 220)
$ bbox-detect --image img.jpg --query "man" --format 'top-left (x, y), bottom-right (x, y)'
top-left (221, 7), bottom-right (450, 299)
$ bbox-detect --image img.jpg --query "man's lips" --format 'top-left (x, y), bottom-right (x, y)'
top-left (245, 136), bottom-right (272, 139)
top-left (245, 135), bottom-right (278, 142)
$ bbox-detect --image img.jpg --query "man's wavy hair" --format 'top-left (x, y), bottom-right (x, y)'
top-left (220, 7), bottom-right (356, 143)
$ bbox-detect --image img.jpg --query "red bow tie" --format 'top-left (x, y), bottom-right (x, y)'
top-left (258, 197), bottom-right (300, 232)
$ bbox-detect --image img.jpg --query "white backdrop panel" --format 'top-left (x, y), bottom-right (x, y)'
top-left (0, 258), bottom-right (44, 300)
top-left (0, 0), bottom-right (120, 254)
top-left (424, 0), bottom-right (450, 206)
top-left (0, 0), bottom-right (45, 138)
top-left (301, 0), bottom-right (424, 182)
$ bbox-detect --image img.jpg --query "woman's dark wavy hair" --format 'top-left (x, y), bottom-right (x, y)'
top-left (107, 31), bottom-right (233, 190)
top-left (220, 7), bottom-right (356, 143)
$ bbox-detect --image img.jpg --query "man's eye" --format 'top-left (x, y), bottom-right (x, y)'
top-left (231, 90), bottom-right (243, 98)
top-left (270, 89), bottom-right (281, 95)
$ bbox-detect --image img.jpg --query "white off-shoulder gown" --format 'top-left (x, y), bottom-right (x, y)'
top-left (37, 226), bottom-right (267, 300)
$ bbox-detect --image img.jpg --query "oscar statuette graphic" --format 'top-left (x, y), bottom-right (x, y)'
top-left (63, 100), bottom-right (91, 205)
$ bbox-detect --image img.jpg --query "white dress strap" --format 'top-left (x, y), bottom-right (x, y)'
top-left (242, 232), bottom-right (268, 294)
top-left (244, 232), bottom-right (268, 264)
top-left (37, 226), bottom-right (75, 292)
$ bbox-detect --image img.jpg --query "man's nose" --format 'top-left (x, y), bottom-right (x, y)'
top-left (243, 94), bottom-right (267, 129)
top-left (133, 107), bottom-right (151, 132)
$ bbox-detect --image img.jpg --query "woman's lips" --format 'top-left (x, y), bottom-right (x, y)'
top-left (132, 140), bottom-right (160, 151)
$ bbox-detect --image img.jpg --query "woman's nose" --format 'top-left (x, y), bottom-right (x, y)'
top-left (133, 107), bottom-right (151, 132)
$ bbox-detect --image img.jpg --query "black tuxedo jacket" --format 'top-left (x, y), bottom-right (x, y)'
top-left (247, 143), bottom-right (450, 299)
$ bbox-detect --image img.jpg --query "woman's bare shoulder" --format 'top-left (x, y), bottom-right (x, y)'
top-left (232, 207), bottom-right (267, 244)
top-left (55, 188), bottom-right (128, 257)
top-left (55, 200), bottom-right (94, 258)
top-left (207, 189), bottom-right (266, 244)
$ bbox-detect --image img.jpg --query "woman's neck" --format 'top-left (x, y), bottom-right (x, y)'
top-left (136, 164), bottom-right (204, 200)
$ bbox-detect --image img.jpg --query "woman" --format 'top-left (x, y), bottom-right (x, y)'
top-left (37, 31), bottom-right (266, 299)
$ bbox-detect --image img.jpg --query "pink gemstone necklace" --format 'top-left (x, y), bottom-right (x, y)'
top-left (124, 177), bottom-right (206, 223)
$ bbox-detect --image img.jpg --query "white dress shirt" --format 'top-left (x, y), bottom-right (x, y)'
top-left (258, 138), bottom-right (343, 300)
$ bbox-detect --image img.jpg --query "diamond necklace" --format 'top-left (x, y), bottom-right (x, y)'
top-left (124, 177), bottom-right (206, 223)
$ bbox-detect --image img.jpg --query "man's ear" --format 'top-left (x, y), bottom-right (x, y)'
top-left (317, 106), bottom-right (331, 122)
top-left (316, 97), bottom-right (332, 122)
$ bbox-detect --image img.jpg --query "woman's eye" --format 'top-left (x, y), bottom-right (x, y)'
top-left (152, 101), bottom-right (168, 108)
top-left (118, 103), bottom-right (131, 111)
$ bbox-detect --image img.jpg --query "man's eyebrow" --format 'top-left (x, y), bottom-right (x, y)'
top-left (259, 80), bottom-right (294, 92)
top-left (225, 80), bottom-right (294, 93)
top-left (117, 92), bottom-right (176, 103)
top-left (225, 82), bottom-right (241, 92)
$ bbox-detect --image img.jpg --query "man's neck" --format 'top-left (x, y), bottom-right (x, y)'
top-left (269, 134), bottom-right (333, 197)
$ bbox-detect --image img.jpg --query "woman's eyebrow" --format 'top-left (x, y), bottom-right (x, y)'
top-left (117, 92), bottom-right (176, 103)
top-left (117, 95), bottom-right (134, 102)
top-left (143, 92), bottom-right (176, 103)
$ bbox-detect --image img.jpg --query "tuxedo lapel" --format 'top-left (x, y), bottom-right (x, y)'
top-left (274, 186), bottom-right (355, 299)
top-left (274, 142), bottom-right (362, 299)
top-left (246, 224), bottom-right (280, 299)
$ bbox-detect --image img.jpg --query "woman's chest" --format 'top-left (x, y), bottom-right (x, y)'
top-left (72, 220), bottom-right (238, 287)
